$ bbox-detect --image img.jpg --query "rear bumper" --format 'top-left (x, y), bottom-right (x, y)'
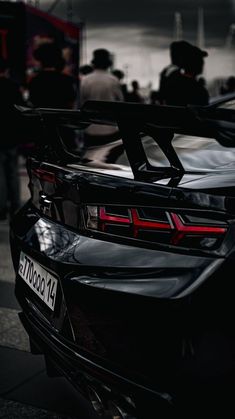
top-left (18, 304), bottom-right (173, 416)
top-left (11, 204), bottom-right (235, 414)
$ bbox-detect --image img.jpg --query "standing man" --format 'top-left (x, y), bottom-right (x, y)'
top-left (112, 69), bottom-right (128, 101)
top-left (80, 48), bottom-right (124, 146)
top-left (28, 42), bottom-right (77, 109)
top-left (159, 41), bottom-right (209, 106)
top-left (28, 42), bottom-right (78, 150)
top-left (159, 40), bottom-right (188, 104)
top-left (127, 80), bottom-right (145, 103)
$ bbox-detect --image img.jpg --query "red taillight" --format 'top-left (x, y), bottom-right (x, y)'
top-left (131, 209), bottom-right (171, 238)
top-left (99, 207), bottom-right (131, 232)
top-left (99, 207), bottom-right (131, 224)
top-left (86, 205), bottom-right (227, 249)
top-left (170, 213), bottom-right (227, 245)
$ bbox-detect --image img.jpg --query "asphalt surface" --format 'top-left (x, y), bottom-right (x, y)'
top-left (0, 159), bottom-right (99, 419)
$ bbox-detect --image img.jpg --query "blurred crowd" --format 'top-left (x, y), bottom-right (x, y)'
top-left (0, 38), bottom-right (234, 221)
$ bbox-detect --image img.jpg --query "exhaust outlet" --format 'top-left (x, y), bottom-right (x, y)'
top-left (87, 385), bottom-right (136, 418)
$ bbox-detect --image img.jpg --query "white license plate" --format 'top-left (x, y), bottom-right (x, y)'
top-left (18, 252), bottom-right (58, 311)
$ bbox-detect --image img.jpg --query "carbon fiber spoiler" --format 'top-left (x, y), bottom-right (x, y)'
top-left (17, 100), bottom-right (235, 181)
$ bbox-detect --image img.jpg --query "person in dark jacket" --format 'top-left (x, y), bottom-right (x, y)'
top-left (127, 80), bottom-right (144, 103)
top-left (159, 40), bottom-right (187, 103)
top-left (28, 42), bottom-right (77, 109)
top-left (28, 42), bottom-right (78, 150)
top-left (159, 41), bottom-right (209, 106)
top-left (112, 69), bottom-right (128, 100)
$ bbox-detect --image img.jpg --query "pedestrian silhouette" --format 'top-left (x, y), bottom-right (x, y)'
top-left (0, 58), bottom-right (24, 220)
top-left (159, 40), bottom-right (209, 106)
top-left (28, 42), bottom-right (77, 109)
top-left (28, 42), bottom-right (78, 150)
top-left (112, 69), bottom-right (128, 100)
top-left (80, 48), bottom-right (124, 146)
top-left (127, 80), bottom-right (144, 103)
top-left (159, 40), bottom-right (187, 104)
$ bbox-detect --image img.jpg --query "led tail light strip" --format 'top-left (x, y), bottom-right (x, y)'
top-left (170, 213), bottom-right (227, 245)
top-left (86, 206), bottom-right (227, 248)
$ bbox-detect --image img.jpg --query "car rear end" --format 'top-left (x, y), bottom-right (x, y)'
top-left (10, 102), bottom-right (235, 418)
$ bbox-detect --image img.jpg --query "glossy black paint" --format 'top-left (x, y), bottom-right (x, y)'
top-left (10, 97), bottom-right (235, 417)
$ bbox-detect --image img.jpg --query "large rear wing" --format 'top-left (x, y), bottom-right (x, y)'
top-left (17, 100), bottom-right (235, 181)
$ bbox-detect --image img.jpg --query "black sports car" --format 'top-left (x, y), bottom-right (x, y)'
top-left (10, 95), bottom-right (235, 418)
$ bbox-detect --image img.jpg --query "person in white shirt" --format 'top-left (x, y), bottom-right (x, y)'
top-left (80, 49), bottom-right (124, 144)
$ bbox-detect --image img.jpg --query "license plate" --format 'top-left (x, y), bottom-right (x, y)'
top-left (18, 252), bottom-right (58, 311)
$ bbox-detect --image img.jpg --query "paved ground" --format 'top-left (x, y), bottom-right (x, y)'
top-left (0, 160), bottom-right (99, 419)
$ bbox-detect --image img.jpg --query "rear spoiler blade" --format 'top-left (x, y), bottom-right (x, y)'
top-left (16, 101), bottom-right (235, 181)
top-left (17, 101), bottom-right (199, 130)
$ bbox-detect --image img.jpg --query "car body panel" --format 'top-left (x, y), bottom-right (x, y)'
top-left (10, 98), bottom-right (235, 416)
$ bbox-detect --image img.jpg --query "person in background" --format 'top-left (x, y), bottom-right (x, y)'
top-left (112, 69), bottom-right (128, 100)
top-left (28, 42), bottom-right (78, 150)
top-left (80, 49), bottom-right (123, 105)
top-left (0, 57), bottom-right (24, 220)
top-left (28, 42), bottom-right (77, 109)
top-left (159, 40), bottom-right (187, 104)
top-left (159, 40), bottom-right (209, 106)
top-left (127, 80), bottom-right (144, 103)
top-left (80, 48), bottom-right (124, 146)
